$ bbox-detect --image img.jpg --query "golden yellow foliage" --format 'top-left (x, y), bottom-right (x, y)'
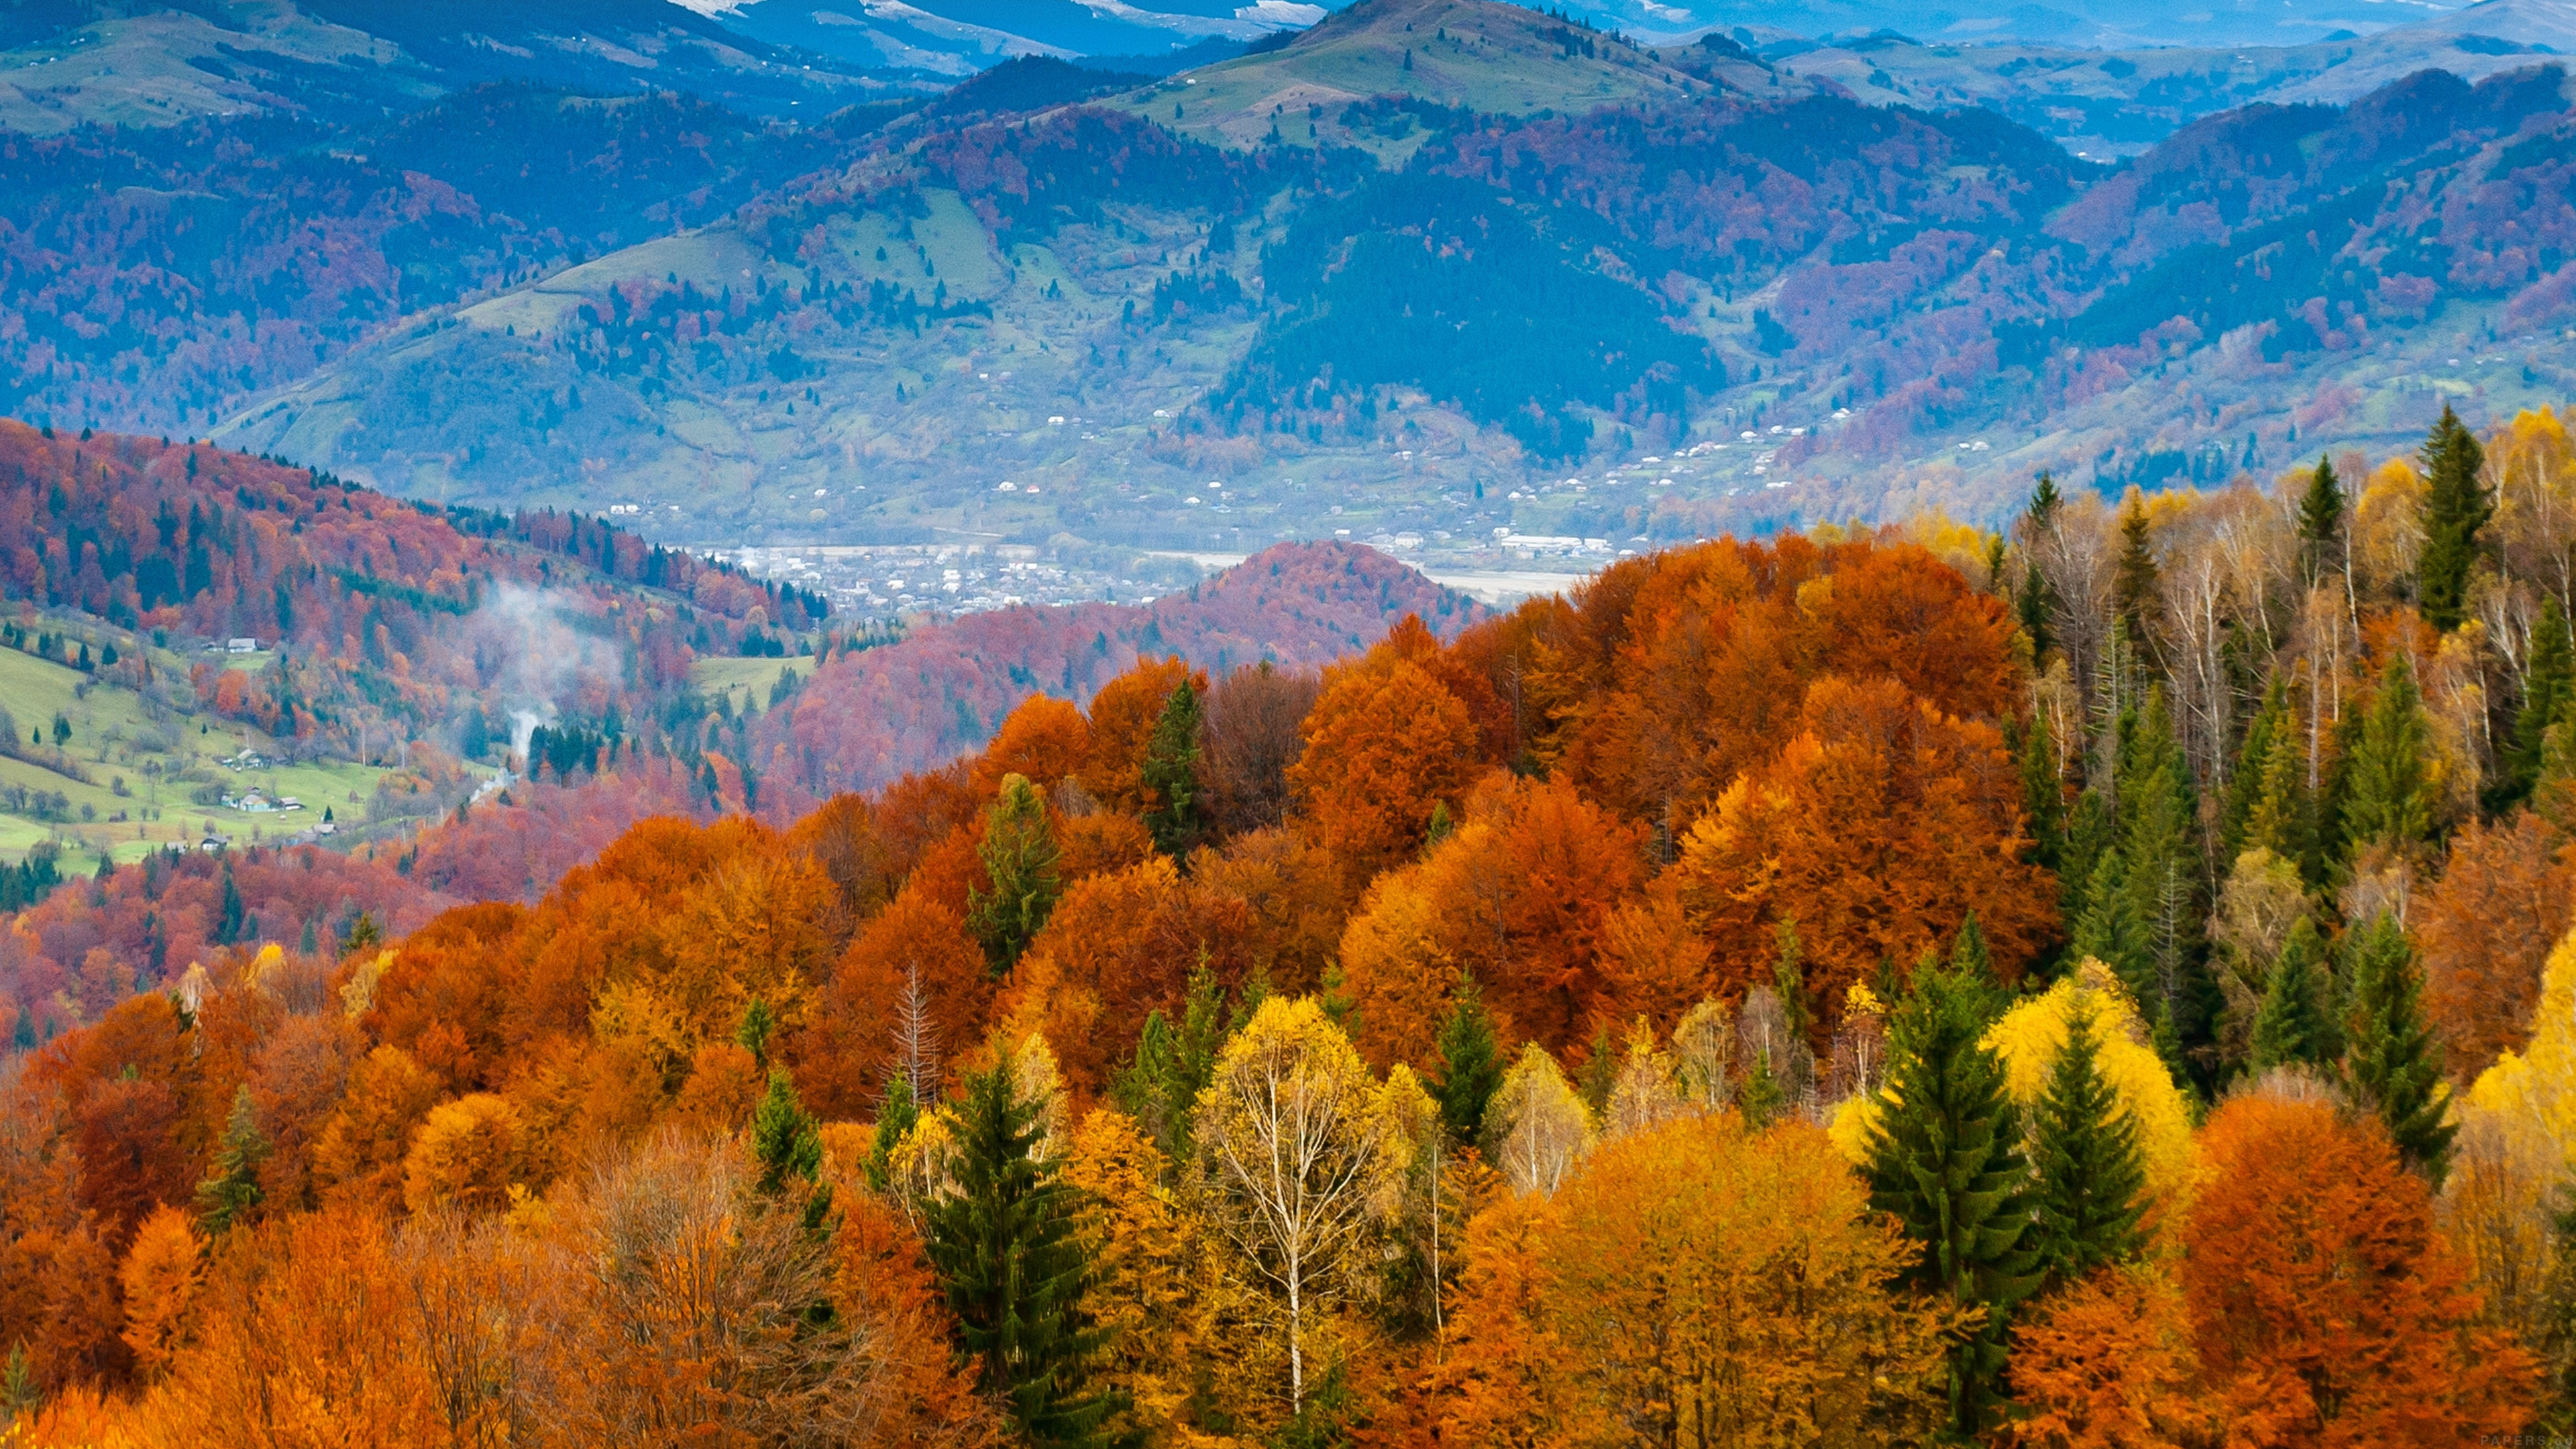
top-left (1980, 962), bottom-right (2200, 1221)
top-left (399, 1093), bottom-right (525, 1216)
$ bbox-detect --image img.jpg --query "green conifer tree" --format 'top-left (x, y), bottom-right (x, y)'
top-left (2018, 712), bottom-right (2066, 877)
top-left (2341, 912), bottom-right (2458, 1187)
top-left (1738, 1045), bottom-right (1786, 1130)
top-left (2, 1341), bottom-right (36, 1421)
top-left (2025, 995), bottom-right (2147, 1291)
top-left (1139, 678), bottom-right (1205, 860)
top-left (215, 864), bottom-right (245, 945)
top-left (2416, 403), bottom-right (2492, 632)
top-left (1108, 965), bottom-right (1226, 1160)
top-left (2112, 490), bottom-right (2163, 651)
top-left (1773, 917), bottom-right (1812, 1041)
top-left (1431, 974), bottom-right (1504, 1147)
top-left (2019, 474), bottom-right (2062, 658)
top-left (2297, 454), bottom-right (2345, 584)
top-left (2071, 848), bottom-right (2150, 999)
top-left (865, 1072), bottom-right (918, 1194)
top-left (2218, 676), bottom-right (2290, 861)
top-left (2502, 596), bottom-right (2575, 809)
top-left (922, 1054), bottom-right (1124, 1446)
top-left (735, 996), bottom-right (775, 1069)
top-left (967, 773), bottom-right (1063, 977)
top-left (2116, 692), bottom-right (2214, 1059)
top-left (2245, 727), bottom-right (2318, 878)
top-left (195, 1084), bottom-right (268, 1234)
top-left (1864, 965), bottom-right (2041, 1437)
top-left (2342, 653), bottom-right (2439, 859)
top-left (2250, 916), bottom-right (2332, 1072)
top-left (751, 1068), bottom-right (824, 1195)
top-left (2057, 788), bottom-right (2115, 932)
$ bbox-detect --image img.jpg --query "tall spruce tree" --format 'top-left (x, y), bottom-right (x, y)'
top-left (2018, 712), bottom-right (2067, 878)
top-left (967, 773), bottom-right (1063, 977)
top-left (865, 1072), bottom-right (918, 1194)
top-left (2297, 454), bottom-right (2345, 585)
top-left (2342, 653), bottom-right (2439, 859)
top-left (2247, 728), bottom-right (2319, 878)
top-left (2025, 996), bottom-right (2147, 1291)
top-left (922, 1054), bottom-right (1123, 1447)
top-left (2416, 404), bottom-right (2491, 632)
top-left (2250, 916), bottom-right (2332, 1073)
top-left (1864, 965), bottom-right (2041, 1436)
top-left (1108, 965), bottom-right (1226, 1160)
top-left (2219, 676), bottom-right (2291, 861)
top-left (1139, 678), bottom-right (1205, 860)
top-left (1432, 973), bottom-right (1505, 1147)
top-left (2017, 474), bottom-right (2061, 657)
top-left (194, 1084), bottom-right (268, 1234)
top-left (2118, 691), bottom-right (2212, 1057)
top-left (2112, 490), bottom-right (2163, 651)
top-left (2503, 596), bottom-right (2575, 809)
top-left (2341, 912), bottom-right (2458, 1187)
top-left (2057, 788), bottom-right (2115, 934)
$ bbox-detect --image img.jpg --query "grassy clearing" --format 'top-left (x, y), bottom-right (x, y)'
top-left (689, 654), bottom-right (814, 716)
top-left (0, 640), bottom-right (390, 869)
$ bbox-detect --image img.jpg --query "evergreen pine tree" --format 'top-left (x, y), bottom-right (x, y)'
top-left (2019, 712), bottom-right (2065, 875)
top-left (864, 1072), bottom-right (918, 1194)
top-left (2071, 848), bottom-right (2151, 1002)
top-left (215, 864), bottom-right (244, 945)
top-left (2057, 787), bottom-right (2114, 933)
top-left (2250, 916), bottom-right (2332, 1072)
top-left (1951, 912), bottom-right (1994, 988)
top-left (1738, 1047), bottom-right (1786, 1130)
top-left (2296, 453), bottom-right (2345, 584)
top-left (1108, 965), bottom-right (1226, 1159)
top-left (2025, 995), bottom-right (2148, 1291)
top-left (2342, 653), bottom-right (2438, 859)
top-left (195, 1084), bottom-right (268, 1234)
top-left (751, 1068), bottom-right (824, 1195)
top-left (1139, 678), bottom-right (1205, 860)
top-left (2219, 676), bottom-right (2290, 861)
top-left (2112, 489), bottom-right (2163, 651)
top-left (2117, 692), bottom-right (2214, 1059)
top-left (1431, 973), bottom-right (1504, 1147)
top-left (967, 773), bottom-right (1063, 977)
top-left (2, 1341), bottom-right (36, 1421)
top-left (2017, 474), bottom-right (2062, 657)
top-left (2341, 912), bottom-right (2459, 1187)
top-left (2248, 729), bottom-right (2320, 885)
top-left (2503, 596), bottom-right (2575, 809)
top-left (922, 1055), bottom-right (1123, 1446)
top-left (2416, 403), bottom-right (2492, 632)
top-left (1864, 965), bottom-right (2041, 1436)
top-left (735, 996), bottom-right (775, 1068)
top-left (1772, 918), bottom-right (1812, 1042)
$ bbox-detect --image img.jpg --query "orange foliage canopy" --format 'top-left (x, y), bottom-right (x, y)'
top-left (1290, 657), bottom-right (1481, 877)
top-left (1676, 674), bottom-right (2054, 1014)
top-left (2415, 810), bottom-right (2575, 1076)
top-left (1527, 535), bottom-right (2020, 825)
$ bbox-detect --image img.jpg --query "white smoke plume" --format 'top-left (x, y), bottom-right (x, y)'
top-left (466, 584), bottom-right (627, 765)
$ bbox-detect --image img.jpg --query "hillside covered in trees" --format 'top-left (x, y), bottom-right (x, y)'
top-left (0, 399), bottom-right (2570, 1444)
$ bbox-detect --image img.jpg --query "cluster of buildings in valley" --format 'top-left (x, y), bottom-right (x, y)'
top-left (704, 543), bottom-right (1191, 616)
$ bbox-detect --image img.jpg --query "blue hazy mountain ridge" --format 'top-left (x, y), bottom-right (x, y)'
top-left (7, 0), bottom-right (2576, 555)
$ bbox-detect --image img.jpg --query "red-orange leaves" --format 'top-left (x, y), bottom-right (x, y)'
top-left (1290, 658), bottom-right (1480, 878)
top-left (1676, 674), bottom-right (2053, 1025)
top-left (2183, 1093), bottom-right (2534, 1444)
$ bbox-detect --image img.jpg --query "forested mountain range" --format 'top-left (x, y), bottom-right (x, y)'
top-left (11, 0), bottom-right (2576, 554)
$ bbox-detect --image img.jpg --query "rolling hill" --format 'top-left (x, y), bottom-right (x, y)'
top-left (156, 0), bottom-right (2576, 557)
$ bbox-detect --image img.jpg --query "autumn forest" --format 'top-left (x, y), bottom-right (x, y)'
top-left (5, 402), bottom-right (2576, 1446)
